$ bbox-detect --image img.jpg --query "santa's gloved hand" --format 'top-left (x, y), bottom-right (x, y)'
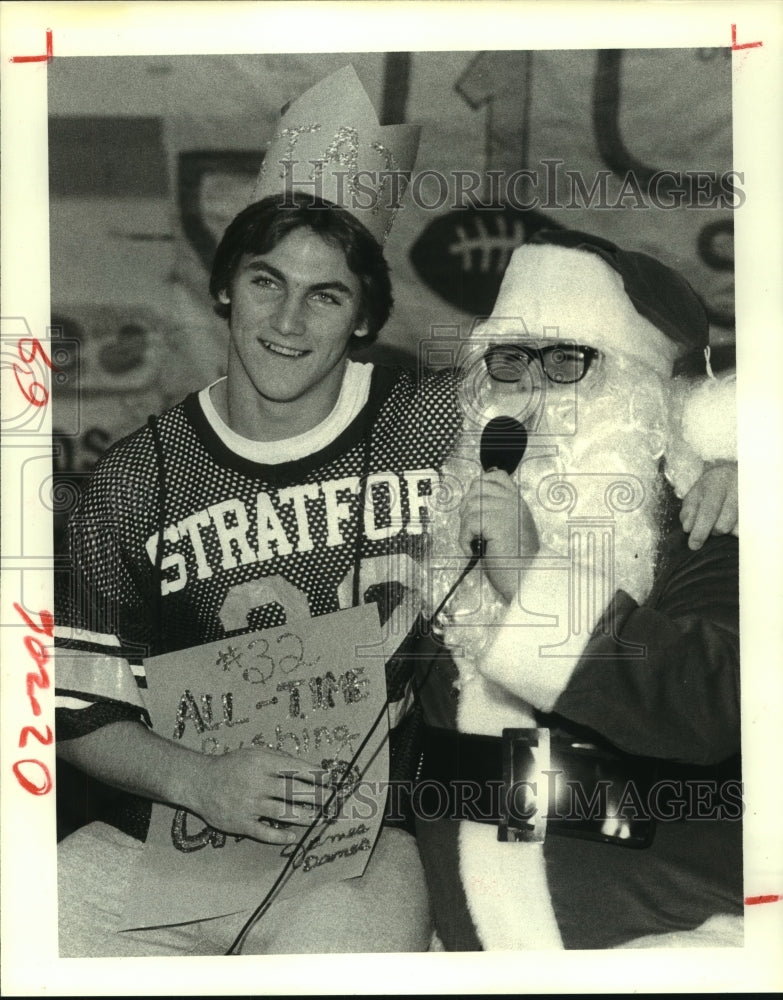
top-left (458, 470), bottom-right (539, 601)
top-left (679, 461), bottom-right (738, 550)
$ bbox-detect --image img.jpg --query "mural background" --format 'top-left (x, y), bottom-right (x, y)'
top-left (48, 48), bottom-right (734, 482)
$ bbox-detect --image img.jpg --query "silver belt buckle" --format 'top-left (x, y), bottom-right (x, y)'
top-left (498, 727), bottom-right (551, 843)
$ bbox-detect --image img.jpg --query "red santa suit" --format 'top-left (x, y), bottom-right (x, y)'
top-left (414, 231), bottom-right (742, 951)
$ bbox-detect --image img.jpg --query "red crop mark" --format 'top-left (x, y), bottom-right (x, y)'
top-left (745, 894), bottom-right (782, 905)
top-left (731, 24), bottom-right (762, 51)
top-left (10, 28), bottom-right (53, 64)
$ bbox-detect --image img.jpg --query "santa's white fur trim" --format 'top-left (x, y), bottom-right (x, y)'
top-left (459, 823), bottom-right (563, 950)
top-left (457, 664), bottom-right (538, 736)
top-left (681, 374), bottom-right (737, 461)
top-left (664, 374), bottom-right (737, 498)
top-left (474, 546), bottom-right (610, 712)
top-left (456, 672), bottom-right (563, 949)
top-left (480, 244), bottom-right (680, 377)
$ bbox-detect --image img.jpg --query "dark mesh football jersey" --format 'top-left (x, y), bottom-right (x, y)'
top-left (54, 364), bottom-right (461, 839)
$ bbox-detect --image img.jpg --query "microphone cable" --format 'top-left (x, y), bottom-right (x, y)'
top-left (227, 416), bottom-right (527, 952)
top-left (224, 544), bottom-right (486, 955)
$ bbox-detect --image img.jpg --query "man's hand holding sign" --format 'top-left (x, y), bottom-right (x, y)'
top-left (119, 604), bottom-right (388, 931)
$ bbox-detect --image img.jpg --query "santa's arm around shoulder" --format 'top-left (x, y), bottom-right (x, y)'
top-left (667, 370), bottom-right (739, 550)
top-left (477, 524), bottom-right (739, 768)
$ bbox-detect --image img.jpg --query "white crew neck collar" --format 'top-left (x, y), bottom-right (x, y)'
top-left (198, 360), bottom-right (373, 464)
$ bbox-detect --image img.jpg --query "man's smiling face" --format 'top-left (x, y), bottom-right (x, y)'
top-left (219, 226), bottom-right (367, 415)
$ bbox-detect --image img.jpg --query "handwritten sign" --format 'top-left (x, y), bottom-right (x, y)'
top-left (119, 603), bottom-right (389, 930)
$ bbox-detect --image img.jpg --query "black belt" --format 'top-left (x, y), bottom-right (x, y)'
top-left (416, 725), bottom-right (661, 848)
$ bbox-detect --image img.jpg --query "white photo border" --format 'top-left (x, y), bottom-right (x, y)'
top-left (1, 1), bottom-right (781, 995)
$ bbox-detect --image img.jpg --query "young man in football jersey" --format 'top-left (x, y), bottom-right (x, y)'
top-left (54, 67), bottom-right (464, 957)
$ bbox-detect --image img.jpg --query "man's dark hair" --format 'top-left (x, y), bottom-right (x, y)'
top-left (209, 193), bottom-right (393, 342)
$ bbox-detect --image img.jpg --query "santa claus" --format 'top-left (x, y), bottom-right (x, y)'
top-left (414, 229), bottom-right (741, 950)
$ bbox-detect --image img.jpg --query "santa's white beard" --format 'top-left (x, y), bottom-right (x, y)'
top-left (427, 355), bottom-right (671, 664)
top-left (521, 356), bottom-right (669, 601)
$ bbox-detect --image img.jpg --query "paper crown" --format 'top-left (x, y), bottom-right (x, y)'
top-left (252, 65), bottom-right (421, 246)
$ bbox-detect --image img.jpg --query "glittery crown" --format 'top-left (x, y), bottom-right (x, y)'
top-left (252, 65), bottom-right (421, 245)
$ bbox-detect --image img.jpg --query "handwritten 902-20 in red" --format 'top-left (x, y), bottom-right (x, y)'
top-left (11, 602), bottom-right (55, 795)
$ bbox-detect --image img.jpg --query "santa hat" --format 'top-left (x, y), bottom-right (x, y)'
top-left (526, 229), bottom-right (710, 353)
top-left (525, 230), bottom-right (736, 490)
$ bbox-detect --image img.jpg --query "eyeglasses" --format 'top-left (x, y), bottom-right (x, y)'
top-left (485, 343), bottom-right (600, 385)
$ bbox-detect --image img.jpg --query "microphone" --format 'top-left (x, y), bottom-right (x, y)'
top-left (430, 416), bottom-right (528, 620)
top-left (479, 415), bottom-right (528, 476)
top-left (471, 416), bottom-right (528, 555)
